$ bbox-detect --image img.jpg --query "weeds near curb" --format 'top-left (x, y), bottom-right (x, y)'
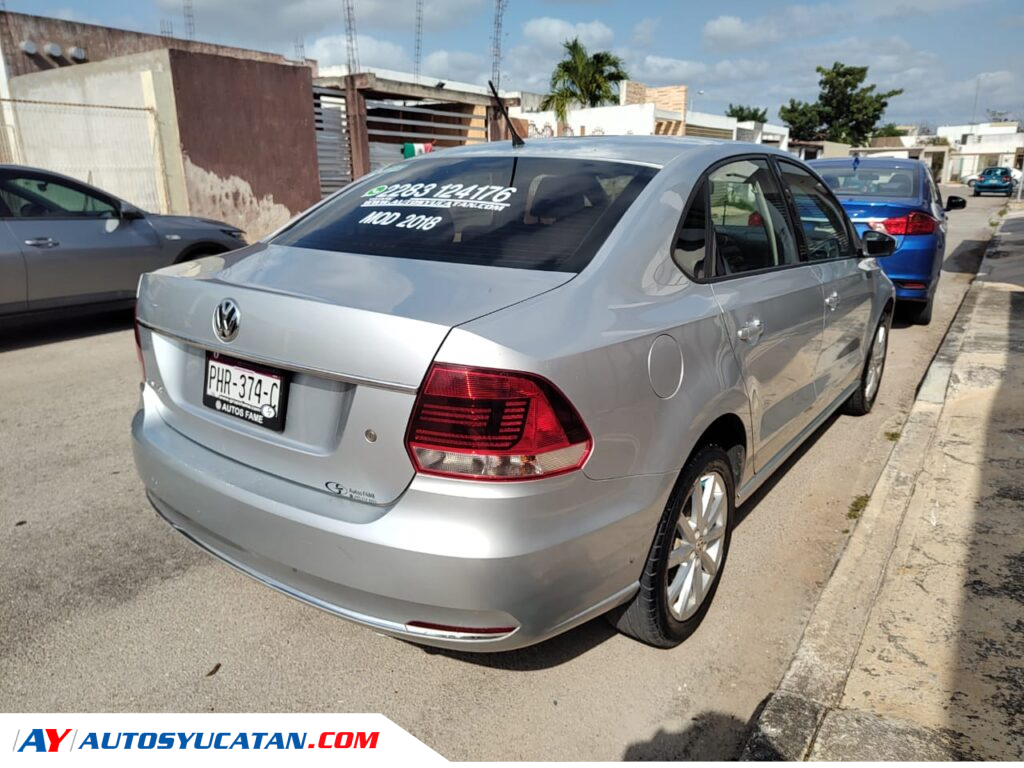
top-left (884, 430), bottom-right (901, 442)
top-left (848, 494), bottom-right (870, 519)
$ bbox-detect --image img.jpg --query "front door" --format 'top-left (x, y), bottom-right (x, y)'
top-left (777, 160), bottom-right (874, 402)
top-left (0, 170), bottom-right (163, 310)
top-left (701, 158), bottom-right (826, 472)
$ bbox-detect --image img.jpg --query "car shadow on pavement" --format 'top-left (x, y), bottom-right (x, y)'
top-left (422, 413), bottom-right (842, 671)
top-left (943, 238), bottom-right (987, 275)
top-left (0, 308), bottom-right (134, 352)
top-left (622, 707), bottom-right (768, 760)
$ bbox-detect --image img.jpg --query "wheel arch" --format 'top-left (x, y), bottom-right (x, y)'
top-left (685, 411), bottom-right (748, 489)
top-left (173, 242), bottom-right (230, 264)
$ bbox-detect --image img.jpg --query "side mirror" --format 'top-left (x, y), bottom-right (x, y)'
top-left (862, 230), bottom-right (896, 258)
top-left (944, 196), bottom-right (966, 211)
top-left (119, 203), bottom-right (145, 220)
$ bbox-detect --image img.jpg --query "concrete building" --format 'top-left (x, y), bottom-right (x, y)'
top-left (936, 121), bottom-right (1024, 180)
top-left (0, 11), bottom-right (319, 237)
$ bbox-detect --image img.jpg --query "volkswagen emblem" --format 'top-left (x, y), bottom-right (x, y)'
top-left (213, 299), bottom-right (240, 342)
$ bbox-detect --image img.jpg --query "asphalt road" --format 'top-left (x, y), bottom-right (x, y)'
top-left (0, 190), bottom-right (1004, 759)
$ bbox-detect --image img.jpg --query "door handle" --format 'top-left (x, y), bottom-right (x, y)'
top-left (24, 237), bottom-right (59, 248)
top-left (737, 318), bottom-right (764, 343)
top-left (825, 291), bottom-right (840, 311)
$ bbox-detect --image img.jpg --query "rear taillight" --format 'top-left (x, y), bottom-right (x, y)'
top-left (871, 211), bottom-right (936, 236)
top-left (1002, 176), bottom-right (1011, 183)
top-left (406, 363), bottom-right (592, 481)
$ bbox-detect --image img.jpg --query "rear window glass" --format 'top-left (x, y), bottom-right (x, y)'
top-left (816, 166), bottom-right (920, 199)
top-left (273, 156), bottom-right (656, 272)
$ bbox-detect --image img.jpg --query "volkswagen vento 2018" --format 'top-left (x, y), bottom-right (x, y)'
top-left (132, 137), bottom-right (896, 651)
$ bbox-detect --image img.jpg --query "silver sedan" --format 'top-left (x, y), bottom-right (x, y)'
top-left (132, 137), bottom-right (895, 651)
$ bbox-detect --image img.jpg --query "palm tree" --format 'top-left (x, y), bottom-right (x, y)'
top-left (540, 38), bottom-right (629, 124)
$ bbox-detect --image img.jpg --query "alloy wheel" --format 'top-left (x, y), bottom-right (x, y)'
top-left (666, 471), bottom-right (728, 621)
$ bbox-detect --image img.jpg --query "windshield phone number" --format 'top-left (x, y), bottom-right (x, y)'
top-left (368, 182), bottom-right (517, 202)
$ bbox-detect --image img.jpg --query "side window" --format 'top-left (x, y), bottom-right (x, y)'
top-left (3, 175), bottom-right (116, 218)
top-left (672, 181), bottom-right (708, 279)
top-left (778, 161), bottom-right (855, 261)
top-left (926, 171), bottom-right (942, 207)
top-left (707, 158), bottom-right (799, 277)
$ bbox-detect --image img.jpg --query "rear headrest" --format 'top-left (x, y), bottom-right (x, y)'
top-left (529, 175), bottom-right (603, 221)
top-left (881, 173), bottom-right (912, 196)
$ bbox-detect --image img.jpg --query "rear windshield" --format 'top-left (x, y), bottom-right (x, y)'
top-left (816, 166), bottom-right (920, 199)
top-left (273, 155), bottom-right (656, 272)
top-left (981, 167), bottom-right (1010, 176)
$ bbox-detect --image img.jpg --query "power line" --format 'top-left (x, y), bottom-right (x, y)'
top-left (343, 0), bottom-right (359, 74)
top-left (491, 0), bottom-right (508, 90)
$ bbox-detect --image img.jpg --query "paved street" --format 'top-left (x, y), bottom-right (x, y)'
top-left (0, 190), bottom-right (1005, 760)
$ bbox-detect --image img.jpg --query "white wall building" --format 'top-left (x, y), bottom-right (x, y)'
top-left (937, 121), bottom-right (1024, 180)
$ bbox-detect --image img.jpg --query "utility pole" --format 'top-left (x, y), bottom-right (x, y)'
top-left (342, 0), bottom-right (359, 75)
top-left (413, 0), bottom-right (424, 82)
top-left (490, 0), bottom-right (508, 89)
top-left (183, 0), bottom-right (195, 40)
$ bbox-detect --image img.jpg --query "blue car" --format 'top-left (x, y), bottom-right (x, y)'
top-left (810, 157), bottom-right (966, 324)
top-left (973, 166), bottom-right (1015, 197)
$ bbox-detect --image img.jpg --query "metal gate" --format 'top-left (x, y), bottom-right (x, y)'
top-left (313, 87), bottom-right (352, 197)
top-left (365, 99), bottom-right (488, 173)
top-left (0, 97), bottom-right (169, 213)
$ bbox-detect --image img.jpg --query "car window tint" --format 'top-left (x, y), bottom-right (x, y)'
top-left (779, 161), bottom-right (855, 262)
top-left (672, 181), bottom-right (708, 279)
top-left (273, 156), bottom-right (656, 273)
top-left (4, 176), bottom-right (116, 218)
top-left (707, 158), bottom-right (799, 277)
top-left (816, 166), bottom-right (920, 199)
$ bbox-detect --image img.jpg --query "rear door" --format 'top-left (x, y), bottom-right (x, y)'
top-left (0, 170), bottom-right (163, 309)
top-left (778, 159), bottom-right (873, 404)
top-left (703, 157), bottom-right (826, 472)
top-left (0, 210), bottom-right (27, 316)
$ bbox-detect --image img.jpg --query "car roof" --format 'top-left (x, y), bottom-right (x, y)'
top-left (419, 135), bottom-right (789, 168)
top-left (809, 157), bottom-right (925, 172)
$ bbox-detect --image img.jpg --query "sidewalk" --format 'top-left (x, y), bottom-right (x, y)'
top-left (744, 211), bottom-right (1024, 760)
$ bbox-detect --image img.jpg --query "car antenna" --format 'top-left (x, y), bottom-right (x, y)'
top-left (488, 80), bottom-right (524, 148)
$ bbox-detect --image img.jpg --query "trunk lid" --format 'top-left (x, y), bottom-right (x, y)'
top-left (837, 198), bottom-right (919, 250)
top-left (137, 243), bottom-right (572, 507)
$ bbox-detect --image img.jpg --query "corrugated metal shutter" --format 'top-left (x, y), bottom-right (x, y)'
top-left (313, 88), bottom-right (352, 197)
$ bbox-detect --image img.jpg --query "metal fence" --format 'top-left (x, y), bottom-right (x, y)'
top-left (0, 97), bottom-right (169, 213)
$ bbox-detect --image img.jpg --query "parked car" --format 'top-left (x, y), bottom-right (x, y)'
top-left (972, 166), bottom-right (1017, 197)
top-left (0, 165), bottom-right (246, 321)
top-left (811, 157), bottom-right (965, 325)
top-left (132, 138), bottom-right (896, 651)
top-left (963, 167), bottom-right (1022, 187)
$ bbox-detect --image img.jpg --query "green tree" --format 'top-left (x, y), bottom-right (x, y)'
top-left (540, 38), bottom-right (629, 123)
top-left (725, 103), bottom-right (768, 123)
top-left (779, 62), bottom-right (903, 145)
top-left (873, 122), bottom-right (906, 138)
top-left (778, 99), bottom-right (823, 141)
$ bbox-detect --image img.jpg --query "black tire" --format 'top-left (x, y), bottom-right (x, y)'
top-left (967, 179), bottom-right (975, 188)
top-left (910, 296), bottom-right (933, 325)
top-left (610, 445), bottom-right (735, 648)
top-left (973, 189), bottom-right (980, 197)
top-left (844, 310), bottom-right (891, 415)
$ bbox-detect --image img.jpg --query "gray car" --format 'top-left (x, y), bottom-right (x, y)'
top-left (132, 137), bottom-right (896, 651)
top-left (0, 165), bottom-right (245, 320)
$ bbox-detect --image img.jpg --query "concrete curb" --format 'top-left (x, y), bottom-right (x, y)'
top-left (740, 228), bottom-right (1000, 761)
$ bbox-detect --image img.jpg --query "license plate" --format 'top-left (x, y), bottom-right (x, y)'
top-left (203, 353), bottom-right (289, 432)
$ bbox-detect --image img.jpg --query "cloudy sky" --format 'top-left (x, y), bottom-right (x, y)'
top-left (16, 0), bottom-right (1024, 126)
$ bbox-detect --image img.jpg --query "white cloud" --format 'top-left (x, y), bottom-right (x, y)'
top-left (522, 17), bottom-right (614, 54)
top-left (631, 17), bottom-right (659, 47)
top-left (422, 49), bottom-right (488, 82)
top-left (308, 33), bottom-right (410, 70)
top-left (702, 15), bottom-right (782, 49)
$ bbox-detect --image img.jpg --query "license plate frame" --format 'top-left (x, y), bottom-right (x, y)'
top-left (203, 352), bottom-right (290, 432)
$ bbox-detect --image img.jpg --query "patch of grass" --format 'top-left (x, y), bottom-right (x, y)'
top-left (842, 528), bottom-right (850, 534)
top-left (848, 494), bottom-right (870, 519)
top-left (884, 430), bottom-right (901, 442)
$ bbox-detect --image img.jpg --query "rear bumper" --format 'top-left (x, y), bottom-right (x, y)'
top-left (975, 183), bottom-right (1013, 194)
top-left (132, 402), bottom-right (676, 651)
top-left (880, 235), bottom-right (940, 302)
